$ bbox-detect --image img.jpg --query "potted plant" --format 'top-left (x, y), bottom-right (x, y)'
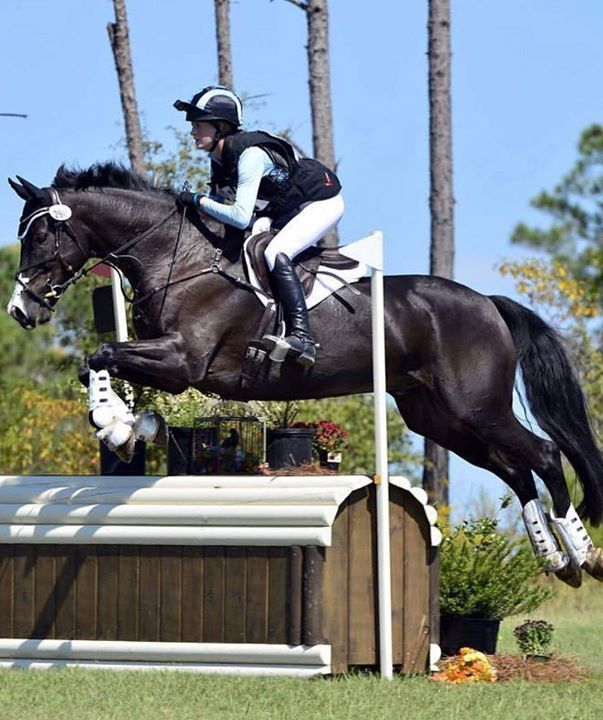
top-left (292, 420), bottom-right (348, 470)
top-left (513, 619), bottom-right (554, 661)
top-left (439, 516), bottom-right (553, 656)
top-left (252, 401), bottom-right (315, 470)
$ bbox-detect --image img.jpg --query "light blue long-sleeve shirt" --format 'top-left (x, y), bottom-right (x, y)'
top-left (200, 146), bottom-right (276, 229)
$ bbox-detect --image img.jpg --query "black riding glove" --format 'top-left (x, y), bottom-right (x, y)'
top-left (176, 191), bottom-right (200, 211)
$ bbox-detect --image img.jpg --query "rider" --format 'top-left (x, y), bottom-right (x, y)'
top-left (173, 86), bottom-right (344, 367)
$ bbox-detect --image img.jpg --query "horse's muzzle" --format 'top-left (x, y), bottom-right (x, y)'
top-left (8, 304), bottom-right (35, 330)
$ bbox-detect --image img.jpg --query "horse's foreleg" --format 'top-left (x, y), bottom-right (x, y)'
top-left (86, 367), bottom-right (138, 460)
top-left (87, 334), bottom-right (198, 393)
top-left (83, 334), bottom-right (194, 458)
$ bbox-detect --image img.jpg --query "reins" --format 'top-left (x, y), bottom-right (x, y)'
top-left (18, 188), bottom-right (352, 317)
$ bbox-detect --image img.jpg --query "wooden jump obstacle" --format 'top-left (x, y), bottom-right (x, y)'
top-left (0, 474), bottom-right (441, 676)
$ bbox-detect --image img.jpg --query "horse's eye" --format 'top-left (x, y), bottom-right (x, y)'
top-left (33, 233), bottom-right (48, 244)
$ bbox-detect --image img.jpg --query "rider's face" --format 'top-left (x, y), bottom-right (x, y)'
top-left (191, 121), bottom-right (217, 152)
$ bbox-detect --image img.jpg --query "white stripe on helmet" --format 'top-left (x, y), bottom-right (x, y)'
top-left (195, 88), bottom-right (243, 125)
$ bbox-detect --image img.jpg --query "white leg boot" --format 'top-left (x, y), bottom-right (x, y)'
top-left (88, 369), bottom-right (135, 457)
top-left (522, 499), bottom-right (568, 572)
top-left (550, 504), bottom-right (593, 567)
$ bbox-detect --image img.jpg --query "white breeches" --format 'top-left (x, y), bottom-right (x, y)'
top-left (264, 193), bottom-right (344, 271)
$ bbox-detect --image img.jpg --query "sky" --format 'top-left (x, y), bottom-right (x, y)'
top-left (2, 0), bottom-right (602, 516)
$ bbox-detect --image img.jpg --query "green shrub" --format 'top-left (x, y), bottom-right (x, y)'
top-left (440, 517), bottom-right (553, 620)
top-left (513, 619), bottom-right (554, 655)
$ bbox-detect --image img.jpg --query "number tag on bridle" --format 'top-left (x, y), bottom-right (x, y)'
top-left (48, 204), bottom-right (72, 221)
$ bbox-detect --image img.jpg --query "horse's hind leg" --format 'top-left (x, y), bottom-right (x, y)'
top-left (393, 390), bottom-right (581, 586)
top-left (526, 435), bottom-right (603, 581)
top-left (453, 400), bottom-right (598, 585)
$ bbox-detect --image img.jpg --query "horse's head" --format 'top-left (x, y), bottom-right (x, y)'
top-left (7, 176), bottom-right (85, 329)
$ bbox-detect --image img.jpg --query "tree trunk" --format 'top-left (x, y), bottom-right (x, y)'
top-left (107, 0), bottom-right (146, 176)
top-left (283, 0), bottom-right (338, 247)
top-left (214, 0), bottom-right (233, 88)
top-left (424, 0), bottom-right (454, 508)
top-left (306, 0), bottom-right (335, 173)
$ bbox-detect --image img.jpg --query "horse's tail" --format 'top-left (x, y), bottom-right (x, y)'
top-left (490, 294), bottom-right (603, 526)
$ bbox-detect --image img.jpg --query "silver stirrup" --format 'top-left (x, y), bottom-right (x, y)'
top-left (262, 321), bottom-right (291, 363)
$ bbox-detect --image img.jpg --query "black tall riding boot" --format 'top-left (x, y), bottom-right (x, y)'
top-left (262, 252), bottom-right (316, 367)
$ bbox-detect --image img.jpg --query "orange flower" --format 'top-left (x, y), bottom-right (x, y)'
top-left (431, 647), bottom-right (497, 683)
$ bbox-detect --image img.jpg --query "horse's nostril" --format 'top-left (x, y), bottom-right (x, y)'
top-left (9, 305), bottom-right (32, 329)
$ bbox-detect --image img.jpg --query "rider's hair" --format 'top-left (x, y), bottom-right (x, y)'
top-left (213, 120), bottom-right (237, 136)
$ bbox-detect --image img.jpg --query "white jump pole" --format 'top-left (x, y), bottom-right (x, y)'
top-left (341, 230), bottom-right (393, 679)
top-left (110, 267), bottom-right (129, 342)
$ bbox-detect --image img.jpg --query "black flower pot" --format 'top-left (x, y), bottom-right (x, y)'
top-left (440, 615), bottom-right (500, 656)
top-left (266, 427), bottom-right (314, 470)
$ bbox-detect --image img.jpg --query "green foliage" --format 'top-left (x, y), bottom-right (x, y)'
top-left (143, 127), bottom-right (209, 192)
top-left (251, 400), bottom-right (301, 429)
top-left (0, 382), bottom-right (97, 474)
top-left (513, 619), bottom-right (554, 656)
top-left (511, 124), bottom-right (603, 304)
top-left (440, 517), bottom-right (553, 620)
top-left (137, 387), bottom-right (218, 427)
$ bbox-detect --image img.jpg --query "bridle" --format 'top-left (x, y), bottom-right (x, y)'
top-left (15, 187), bottom-right (180, 312)
top-left (15, 188), bottom-right (90, 311)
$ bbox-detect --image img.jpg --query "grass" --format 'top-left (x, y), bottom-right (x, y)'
top-left (0, 579), bottom-right (601, 720)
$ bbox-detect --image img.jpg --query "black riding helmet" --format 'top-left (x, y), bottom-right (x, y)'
top-left (173, 86), bottom-right (243, 128)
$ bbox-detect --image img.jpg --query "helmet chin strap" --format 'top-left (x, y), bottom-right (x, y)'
top-left (206, 122), bottom-right (225, 154)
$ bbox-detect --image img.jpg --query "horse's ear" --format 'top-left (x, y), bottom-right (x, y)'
top-left (15, 175), bottom-right (47, 201)
top-left (8, 177), bottom-right (30, 200)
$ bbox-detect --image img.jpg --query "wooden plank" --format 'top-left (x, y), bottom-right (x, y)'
top-left (117, 546), bottom-right (139, 641)
top-left (13, 545), bottom-right (36, 638)
top-left (181, 547), bottom-right (203, 642)
top-left (202, 547), bottom-right (225, 642)
top-left (266, 547), bottom-right (288, 644)
top-left (224, 547), bottom-right (247, 643)
top-left (302, 546), bottom-right (324, 646)
top-left (246, 550), bottom-right (269, 644)
top-left (390, 486), bottom-right (406, 666)
top-left (97, 546), bottom-right (119, 640)
top-left (138, 547), bottom-right (160, 641)
top-left (54, 546), bottom-right (78, 639)
top-left (321, 500), bottom-right (350, 673)
top-left (160, 547), bottom-right (182, 641)
top-left (429, 546), bottom-right (440, 647)
top-left (75, 547), bottom-right (97, 639)
top-left (33, 546), bottom-right (55, 638)
top-left (0, 547), bottom-right (13, 637)
top-left (402, 496), bottom-right (431, 674)
top-left (287, 547), bottom-right (303, 646)
top-left (347, 486), bottom-right (377, 665)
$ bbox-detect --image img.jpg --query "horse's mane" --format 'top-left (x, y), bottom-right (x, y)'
top-left (52, 162), bottom-right (158, 192)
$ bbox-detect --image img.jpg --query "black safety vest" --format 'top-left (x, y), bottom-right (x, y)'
top-left (210, 130), bottom-right (342, 226)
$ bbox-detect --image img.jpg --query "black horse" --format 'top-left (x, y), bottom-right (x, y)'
top-left (7, 162), bottom-right (603, 586)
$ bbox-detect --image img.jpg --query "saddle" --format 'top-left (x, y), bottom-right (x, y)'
top-left (244, 231), bottom-right (361, 299)
top-left (240, 231), bottom-right (365, 387)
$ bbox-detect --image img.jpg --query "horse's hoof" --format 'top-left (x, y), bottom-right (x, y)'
top-left (582, 547), bottom-right (603, 581)
top-left (96, 420), bottom-right (136, 452)
top-left (114, 433), bottom-right (136, 464)
top-left (554, 561), bottom-right (583, 588)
